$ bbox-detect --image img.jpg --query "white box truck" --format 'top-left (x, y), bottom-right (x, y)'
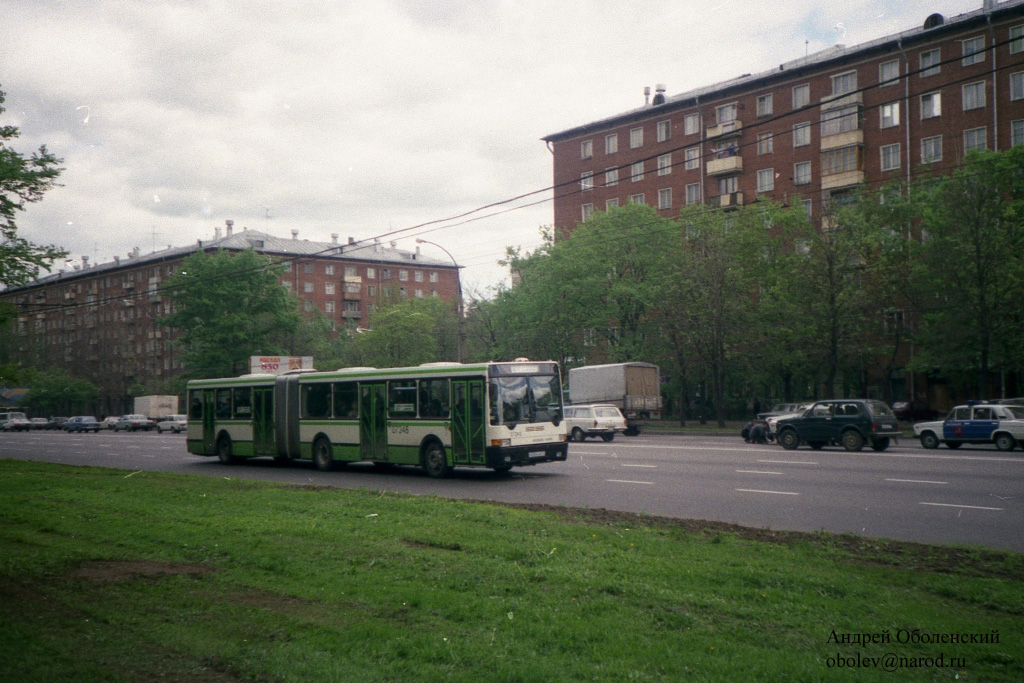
top-left (568, 363), bottom-right (662, 435)
top-left (133, 395), bottom-right (179, 420)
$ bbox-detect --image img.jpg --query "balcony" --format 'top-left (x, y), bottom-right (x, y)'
top-left (705, 119), bottom-right (742, 140)
top-left (820, 91), bottom-right (863, 110)
top-left (706, 155), bottom-right (743, 176)
top-left (821, 169), bottom-right (865, 190)
top-left (709, 192), bottom-right (744, 209)
top-left (342, 310), bottom-right (362, 319)
top-left (820, 129), bottom-right (863, 151)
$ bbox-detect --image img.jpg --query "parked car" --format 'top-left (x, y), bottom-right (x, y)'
top-left (764, 403), bottom-right (813, 438)
top-left (156, 414), bottom-right (188, 433)
top-left (775, 399), bottom-right (902, 452)
top-left (46, 416), bottom-right (69, 430)
top-left (63, 416), bottom-right (102, 433)
top-left (0, 412), bottom-right (32, 431)
top-left (113, 414), bottom-right (156, 431)
top-left (913, 403), bottom-right (1024, 451)
top-left (564, 404), bottom-right (627, 442)
top-left (757, 402), bottom-right (809, 420)
top-left (892, 400), bottom-right (940, 422)
top-left (100, 416), bottom-right (120, 429)
top-left (30, 418), bottom-right (49, 429)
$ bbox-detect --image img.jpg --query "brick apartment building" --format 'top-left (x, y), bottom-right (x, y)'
top-left (543, 0), bottom-right (1024, 232)
top-left (0, 223), bottom-right (461, 414)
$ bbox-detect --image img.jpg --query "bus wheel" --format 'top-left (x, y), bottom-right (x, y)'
top-left (216, 435), bottom-right (237, 464)
top-left (313, 437), bottom-right (334, 472)
top-left (423, 441), bottom-right (451, 479)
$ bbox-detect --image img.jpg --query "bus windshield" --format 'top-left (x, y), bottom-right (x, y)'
top-left (489, 372), bottom-right (563, 427)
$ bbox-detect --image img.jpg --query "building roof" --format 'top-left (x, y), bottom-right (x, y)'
top-left (3, 228), bottom-right (457, 294)
top-left (542, 0), bottom-right (1024, 142)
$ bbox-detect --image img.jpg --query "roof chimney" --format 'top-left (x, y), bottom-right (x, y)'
top-left (331, 233), bottom-right (338, 243)
top-left (644, 85), bottom-right (651, 105)
top-left (291, 229), bottom-right (299, 240)
top-left (226, 219), bottom-right (234, 236)
top-left (348, 236), bottom-right (356, 245)
top-left (652, 84), bottom-right (666, 105)
top-left (215, 226), bottom-right (221, 239)
top-left (82, 255), bottom-right (89, 268)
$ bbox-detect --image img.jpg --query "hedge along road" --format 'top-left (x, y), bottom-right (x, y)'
top-left (1, 429), bottom-right (1022, 552)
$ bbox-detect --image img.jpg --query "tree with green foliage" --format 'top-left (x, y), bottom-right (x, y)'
top-left (0, 87), bottom-right (68, 295)
top-left (354, 296), bottom-right (457, 367)
top-left (907, 148), bottom-right (1024, 397)
top-left (160, 249), bottom-right (302, 378)
top-left (20, 369), bottom-right (98, 416)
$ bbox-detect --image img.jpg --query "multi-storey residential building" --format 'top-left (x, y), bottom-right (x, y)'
top-left (543, 0), bottom-right (1024, 232)
top-left (0, 223), bottom-right (461, 414)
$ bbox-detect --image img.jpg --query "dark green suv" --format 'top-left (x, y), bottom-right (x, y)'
top-left (775, 399), bottom-right (902, 452)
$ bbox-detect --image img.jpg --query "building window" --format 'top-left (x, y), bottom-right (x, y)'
top-left (962, 81), bottom-right (986, 110)
top-left (961, 36), bottom-right (985, 66)
top-left (822, 145), bottom-right (861, 175)
top-left (606, 198), bottom-right (619, 210)
top-left (580, 140), bottom-right (592, 159)
top-left (414, 270), bottom-right (423, 282)
top-left (282, 281), bottom-right (292, 290)
top-left (879, 60), bottom-right (899, 86)
top-left (794, 161), bottom-right (811, 185)
top-left (684, 113), bottom-right (699, 135)
top-left (325, 282), bottom-right (335, 295)
top-left (629, 193), bottom-right (645, 205)
top-left (757, 168), bottom-right (775, 193)
top-left (821, 104), bottom-right (860, 136)
top-left (629, 127), bottom-right (643, 148)
top-left (381, 268), bottom-right (390, 280)
top-left (657, 188), bottom-right (672, 210)
top-left (684, 146), bottom-right (700, 169)
top-left (793, 122), bottom-right (811, 147)
top-left (345, 266), bottom-right (357, 277)
top-left (921, 92), bottom-right (941, 119)
top-left (345, 301), bottom-right (359, 314)
top-left (325, 301), bottom-right (335, 313)
top-left (605, 133), bottom-right (618, 154)
top-left (920, 48), bottom-right (940, 77)
top-left (325, 265), bottom-right (334, 276)
top-left (304, 300), bottom-right (314, 312)
top-left (921, 135), bottom-right (942, 163)
top-left (605, 168), bottom-right (619, 187)
top-left (757, 132), bottom-right (773, 155)
top-left (686, 183), bottom-right (701, 205)
top-left (657, 153), bottom-right (672, 176)
top-left (303, 281), bottom-right (313, 293)
top-left (880, 102), bottom-right (900, 129)
top-left (792, 83), bottom-right (809, 109)
top-left (580, 171), bottom-right (594, 191)
top-left (1011, 72), bottom-right (1024, 101)
top-left (964, 127), bottom-right (987, 152)
top-left (880, 143), bottom-right (901, 171)
top-left (1011, 25), bottom-right (1024, 54)
top-left (399, 269), bottom-right (409, 281)
top-left (429, 272), bottom-right (438, 283)
top-left (1013, 119), bottom-right (1024, 147)
top-left (630, 161), bottom-right (644, 182)
top-left (756, 93), bottom-right (773, 116)
top-left (718, 176), bottom-right (738, 195)
top-left (365, 267), bottom-right (375, 279)
top-left (657, 120), bottom-right (671, 142)
top-left (716, 102), bottom-right (737, 123)
top-left (581, 203), bottom-right (594, 221)
top-left (831, 70), bottom-right (857, 96)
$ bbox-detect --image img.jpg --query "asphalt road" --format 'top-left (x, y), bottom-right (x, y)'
top-left (2, 429), bottom-right (1022, 552)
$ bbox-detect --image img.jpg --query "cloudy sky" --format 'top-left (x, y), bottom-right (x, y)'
top-left (2, 0), bottom-right (980, 294)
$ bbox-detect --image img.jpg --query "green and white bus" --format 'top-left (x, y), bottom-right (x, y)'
top-left (186, 360), bottom-right (568, 477)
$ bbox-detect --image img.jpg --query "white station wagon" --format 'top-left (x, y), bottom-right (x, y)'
top-left (564, 404), bottom-right (627, 442)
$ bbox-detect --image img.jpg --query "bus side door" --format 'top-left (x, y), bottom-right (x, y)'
top-left (253, 387), bottom-right (275, 455)
top-left (452, 379), bottom-right (485, 465)
top-left (360, 383), bottom-right (387, 461)
top-left (202, 390), bottom-right (217, 453)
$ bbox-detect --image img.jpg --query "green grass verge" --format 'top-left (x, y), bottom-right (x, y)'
top-left (0, 459), bottom-right (1020, 682)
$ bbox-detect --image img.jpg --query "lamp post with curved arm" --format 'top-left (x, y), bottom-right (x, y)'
top-left (415, 238), bottom-right (465, 362)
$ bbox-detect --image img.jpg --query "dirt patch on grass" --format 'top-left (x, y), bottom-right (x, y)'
top-left (478, 501), bottom-right (1024, 581)
top-left (70, 560), bottom-right (216, 583)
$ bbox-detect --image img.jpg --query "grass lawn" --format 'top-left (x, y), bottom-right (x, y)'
top-left (1, 459), bottom-right (1021, 681)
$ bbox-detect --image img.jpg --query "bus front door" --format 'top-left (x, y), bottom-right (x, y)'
top-left (452, 380), bottom-right (485, 465)
top-left (202, 390), bottom-right (216, 453)
top-left (360, 383), bottom-right (387, 461)
top-left (252, 387), bottom-right (274, 455)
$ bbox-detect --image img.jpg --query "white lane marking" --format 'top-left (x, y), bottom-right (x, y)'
top-left (606, 479), bottom-right (654, 485)
top-left (736, 488), bottom-right (800, 495)
top-left (591, 443), bottom-right (1024, 463)
top-left (621, 464), bottom-right (657, 468)
top-left (886, 478), bottom-right (947, 485)
top-left (736, 469), bottom-right (783, 475)
top-left (757, 459), bottom-right (817, 465)
top-left (919, 502), bottom-right (1003, 511)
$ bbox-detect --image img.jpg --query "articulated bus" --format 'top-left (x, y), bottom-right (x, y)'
top-left (186, 360), bottom-right (568, 477)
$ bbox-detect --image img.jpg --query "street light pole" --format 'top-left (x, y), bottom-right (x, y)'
top-left (415, 238), bottom-right (465, 362)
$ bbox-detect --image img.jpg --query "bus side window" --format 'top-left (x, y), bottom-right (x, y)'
top-left (419, 378), bottom-right (450, 418)
top-left (189, 392), bottom-right (203, 420)
top-left (388, 380), bottom-right (417, 418)
top-left (302, 383), bottom-right (331, 419)
top-left (233, 387), bottom-right (252, 418)
top-left (333, 381), bottom-right (358, 418)
top-left (215, 388), bottom-right (232, 419)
